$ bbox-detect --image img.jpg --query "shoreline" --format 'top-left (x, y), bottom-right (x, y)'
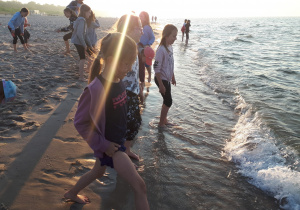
top-left (0, 15), bottom-right (162, 209)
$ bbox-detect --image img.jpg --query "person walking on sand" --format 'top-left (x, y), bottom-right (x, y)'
top-left (181, 19), bottom-right (187, 42)
top-left (154, 24), bottom-right (178, 127)
top-left (56, 8), bottom-right (78, 55)
top-left (117, 14), bottom-right (143, 160)
top-left (7, 8), bottom-right (29, 52)
top-left (71, 4), bottom-right (93, 81)
top-left (67, 0), bottom-right (84, 15)
top-left (86, 10), bottom-right (100, 73)
top-left (185, 19), bottom-right (191, 45)
top-left (139, 11), bottom-right (155, 83)
top-left (64, 33), bottom-right (149, 210)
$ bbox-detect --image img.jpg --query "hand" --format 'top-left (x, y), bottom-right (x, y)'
top-left (11, 30), bottom-right (15, 34)
top-left (20, 33), bottom-right (24, 36)
top-left (159, 85), bottom-right (166, 95)
top-left (172, 77), bottom-right (176, 86)
top-left (27, 24), bottom-right (31, 27)
top-left (105, 142), bottom-right (120, 157)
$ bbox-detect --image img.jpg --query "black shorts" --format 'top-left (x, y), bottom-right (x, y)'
top-left (74, 44), bottom-right (85, 60)
top-left (63, 32), bottom-right (72, 41)
top-left (125, 91), bottom-right (141, 140)
top-left (154, 77), bottom-right (172, 107)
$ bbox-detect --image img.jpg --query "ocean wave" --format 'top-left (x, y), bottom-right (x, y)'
top-left (222, 94), bottom-right (300, 209)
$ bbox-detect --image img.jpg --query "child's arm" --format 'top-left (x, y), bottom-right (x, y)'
top-left (153, 48), bottom-right (166, 94)
top-left (8, 12), bottom-right (19, 31)
top-left (172, 73), bottom-right (176, 86)
top-left (91, 19), bottom-right (100, 29)
top-left (74, 88), bottom-right (111, 156)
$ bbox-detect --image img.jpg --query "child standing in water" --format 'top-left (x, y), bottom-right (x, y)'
top-left (71, 4), bottom-right (93, 81)
top-left (7, 8), bottom-right (29, 52)
top-left (117, 14), bottom-right (143, 160)
top-left (56, 8), bottom-right (78, 55)
top-left (154, 24), bottom-right (178, 127)
top-left (64, 33), bottom-right (149, 210)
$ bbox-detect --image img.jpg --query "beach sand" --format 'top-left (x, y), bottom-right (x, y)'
top-left (0, 14), bottom-right (161, 209)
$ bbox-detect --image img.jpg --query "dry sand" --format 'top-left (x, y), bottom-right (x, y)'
top-left (0, 14), bottom-right (161, 209)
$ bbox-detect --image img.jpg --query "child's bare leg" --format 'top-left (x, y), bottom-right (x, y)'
top-left (79, 59), bottom-right (85, 81)
top-left (13, 44), bottom-right (17, 52)
top-left (22, 44), bottom-right (28, 51)
top-left (64, 41), bottom-right (70, 54)
top-left (124, 140), bottom-right (139, 160)
top-left (146, 66), bottom-right (151, 83)
top-left (159, 104), bottom-right (170, 127)
top-left (113, 151), bottom-right (149, 210)
top-left (64, 158), bottom-right (106, 204)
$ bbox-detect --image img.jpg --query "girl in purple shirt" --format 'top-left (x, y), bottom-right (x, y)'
top-left (64, 33), bottom-right (149, 209)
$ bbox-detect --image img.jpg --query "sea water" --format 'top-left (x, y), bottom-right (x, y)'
top-left (136, 17), bottom-right (300, 210)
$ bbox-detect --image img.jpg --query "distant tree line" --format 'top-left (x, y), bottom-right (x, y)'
top-left (0, 0), bottom-right (65, 15)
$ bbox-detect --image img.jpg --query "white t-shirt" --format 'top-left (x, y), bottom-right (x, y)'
top-left (153, 45), bottom-right (174, 82)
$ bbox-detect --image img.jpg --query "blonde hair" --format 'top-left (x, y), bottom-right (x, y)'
top-left (116, 14), bottom-right (140, 34)
top-left (89, 33), bottom-right (137, 84)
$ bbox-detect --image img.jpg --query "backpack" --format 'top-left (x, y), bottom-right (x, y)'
top-left (181, 25), bottom-right (186, 32)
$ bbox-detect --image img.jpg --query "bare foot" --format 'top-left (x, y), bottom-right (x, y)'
top-left (126, 150), bottom-right (140, 161)
top-left (63, 50), bottom-right (71, 55)
top-left (64, 191), bottom-right (90, 204)
top-left (165, 122), bottom-right (178, 126)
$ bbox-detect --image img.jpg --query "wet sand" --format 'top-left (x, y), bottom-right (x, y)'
top-left (0, 14), bottom-right (161, 209)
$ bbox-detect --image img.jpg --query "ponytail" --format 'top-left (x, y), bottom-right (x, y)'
top-left (88, 52), bottom-right (102, 84)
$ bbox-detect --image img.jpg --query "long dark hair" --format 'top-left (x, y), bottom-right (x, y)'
top-left (86, 10), bottom-right (96, 27)
top-left (78, 4), bottom-right (91, 18)
top-left (159, 24), bottom-right (177, 52)
top-left (89, 33), bottom-right (138, 84)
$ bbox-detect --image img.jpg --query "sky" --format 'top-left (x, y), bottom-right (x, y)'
top-left (4, 0), bottom-right (300, 18)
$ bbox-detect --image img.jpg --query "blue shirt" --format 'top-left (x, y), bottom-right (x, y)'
top-left (8, 12), bottom-right (25, 33)
top-left (140, 25), bottom-right (155, 46)
top-left (87, 19), bottom-right (100, 46)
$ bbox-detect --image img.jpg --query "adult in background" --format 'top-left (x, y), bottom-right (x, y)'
top-left (185, 19), bottom-right (191, 45)
top-left (67, 0), bottom-right (84, 15)
top-left (139, 11), bottom-right (155, 83)
top-left (7, 8), bottom-right (29, 52)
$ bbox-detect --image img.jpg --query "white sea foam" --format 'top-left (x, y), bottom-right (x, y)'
top-left (223, 94), bottom-right (300, 210)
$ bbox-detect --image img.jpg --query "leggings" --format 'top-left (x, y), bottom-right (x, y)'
top-left (8, 27), bottom-right (25, 45)
top-left (154, 77), bottom-right (173, 107)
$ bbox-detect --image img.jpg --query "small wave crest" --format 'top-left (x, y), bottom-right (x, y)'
top-left (223, 94), bottom-right (300, 209)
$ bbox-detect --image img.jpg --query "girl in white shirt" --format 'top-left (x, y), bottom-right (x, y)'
top-left (153, 24), bottom-right (178, 127)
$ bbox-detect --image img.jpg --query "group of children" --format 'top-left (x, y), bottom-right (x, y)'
top-left (4, 3), bottom-right (179, 209)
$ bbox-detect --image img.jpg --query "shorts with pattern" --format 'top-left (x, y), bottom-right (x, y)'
top-left (125, 90), bottom-right (141, 140)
